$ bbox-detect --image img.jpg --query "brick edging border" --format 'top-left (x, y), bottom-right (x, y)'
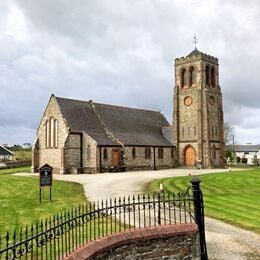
top-left (65, 223), bottom-right (198, 260)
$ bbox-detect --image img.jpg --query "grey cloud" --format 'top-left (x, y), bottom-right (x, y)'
top-left (1, 0), bottom-right (260, 144)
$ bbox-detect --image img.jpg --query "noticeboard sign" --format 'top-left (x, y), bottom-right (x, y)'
top-left (39, 164), bottom-right (53, 187)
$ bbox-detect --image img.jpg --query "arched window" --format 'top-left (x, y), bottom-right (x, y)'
top-left (212, 145), bottom-right (216, 159)
top-left (206, 65), bottom-right (210, 86)
top-left (46, 120), bottom-right (50, 148)
top-left (181, 68), bottom-right (187, 88)
top-left (158, 148), bottom-right (164, 159)
top-left (103, 148), bottom-right (108, 160)
top-left (211, 67), bottom-right (216, 87)
top-left (132, 147), bottom-right (136, 159)
top-left (145, 147), bottom-right (151, 159)
top-left (171, 148), bottom-right (174, 159)
top-left (54, 119), bottom-right (58, 148)
top-left (189, 66), bottom-right (196, 87)
top-left (45, 118), bottom-right (58, 148)
top-left (50, 117), bottom-right (54, 148)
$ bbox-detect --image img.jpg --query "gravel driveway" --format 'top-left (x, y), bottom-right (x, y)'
top-left (17, 168), bottom-right (260, 259)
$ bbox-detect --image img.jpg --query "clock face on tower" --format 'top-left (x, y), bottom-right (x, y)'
top-left (184, 96), bottom-right (192, 106)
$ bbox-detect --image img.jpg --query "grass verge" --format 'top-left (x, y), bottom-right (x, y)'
top-left (147, 169), bottom-right (260, 234)
top-left (0, 167), bottom-right (87, 232)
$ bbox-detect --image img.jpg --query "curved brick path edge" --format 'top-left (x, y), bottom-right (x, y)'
top-left (65, 224), bottom-right (198, 260)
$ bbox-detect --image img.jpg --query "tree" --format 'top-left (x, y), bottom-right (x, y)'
top-left (225, 149), bottom-right (235, 163)
top-left (224, 122), bottom-right (234, 145)
top-left (224, 122), bottom-right (235, 163)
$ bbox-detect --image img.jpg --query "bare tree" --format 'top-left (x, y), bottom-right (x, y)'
top-left (224, 122), bottom-right (234, 145)
top-left (224, 122), bottom-right (235, 162)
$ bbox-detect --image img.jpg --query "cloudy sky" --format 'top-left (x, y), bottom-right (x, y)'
top-left (0, 0), bottom-right (260, 145)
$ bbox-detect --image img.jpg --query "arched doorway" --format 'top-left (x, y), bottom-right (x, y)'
top-left (184, 146), bottom-right (196, 166)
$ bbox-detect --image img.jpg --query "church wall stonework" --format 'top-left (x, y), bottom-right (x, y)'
top-left (125, 147), bottom-right (154, 170)
top-left (173, 50), bottom-right (225, 168)
top-left (82, 133), bottom-right (98, 173)
top-left (125, 147), bottom-right (175, 171)
top-left (155, 147), bottom-right (175, 168)
top-left (63, 133), bottom-right (98, 174)
top-left (99, 146), bottom-right (121, 171)
top-left (97, 146), bottom-right (175, 172)
top-left (64, 134), bottom-right (81, 173)
top-left (32, 96), bottom-right (69, 174)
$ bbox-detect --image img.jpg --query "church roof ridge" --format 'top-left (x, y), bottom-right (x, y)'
top-left (55, 96), bottom-right (163, 114)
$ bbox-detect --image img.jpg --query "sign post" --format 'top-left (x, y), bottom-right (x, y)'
top-left (39, 164), bottom-right (53, 203)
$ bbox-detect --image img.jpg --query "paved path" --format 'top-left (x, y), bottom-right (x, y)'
top-left (17, 168), bottom-right (260, 259)
top-left (53, 168), bottom-right (228, 201)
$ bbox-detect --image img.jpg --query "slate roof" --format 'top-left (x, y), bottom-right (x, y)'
top-left (234, 145), bottom-right (260, 153)
top-left (56, 96), bottom-right (173, 147)
top-left (0, 145), bottom-right (14, 156)
top-left (56, 97), bottom-right (117, 146)
top-left (161, 126), bottom-right (173, 144)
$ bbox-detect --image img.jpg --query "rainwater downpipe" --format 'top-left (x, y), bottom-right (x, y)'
top-left (153, 146), bottom-right (156, 170)
top-left (99, 146), bottom-right (102, 173)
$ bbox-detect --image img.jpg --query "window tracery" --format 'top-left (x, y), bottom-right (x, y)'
top-left (45, 117), bottom-right (58, 148)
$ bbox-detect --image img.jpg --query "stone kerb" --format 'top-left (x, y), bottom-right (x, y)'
top-left (65, 223), bottom-right (199, 260)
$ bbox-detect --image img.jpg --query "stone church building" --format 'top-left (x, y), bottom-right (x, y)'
top-left (32, 49), bottom-right (225, 174)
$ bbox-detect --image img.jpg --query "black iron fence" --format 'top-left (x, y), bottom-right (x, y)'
top-left (0, 177), bottom-right (207, 260)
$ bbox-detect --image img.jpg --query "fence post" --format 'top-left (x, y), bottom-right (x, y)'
top-left (157, 192), bottom-right (161, 225)
top-left (191, 177), bottom-right (208, 260)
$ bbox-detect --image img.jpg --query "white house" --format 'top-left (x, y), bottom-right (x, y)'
top-left (234, 144), bottom-right (260, 165)
top-left (23, 143), bottom-right (32, 149)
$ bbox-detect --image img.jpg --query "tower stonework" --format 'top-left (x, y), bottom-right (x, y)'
top-left (173, 49), bottom-right (225, 168)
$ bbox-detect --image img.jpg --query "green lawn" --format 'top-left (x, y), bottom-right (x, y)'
top-left (0, 167), bottom-right (87, 232)
top-left (147, 169), bottom-right (260, 234)
top-left (0, 167), bottom-right (128, 259)
top-left (12, 149), bottom-right (32, 161)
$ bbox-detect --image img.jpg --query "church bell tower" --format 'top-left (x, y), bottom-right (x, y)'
top-left (173, 48), bottom-right (225, 168)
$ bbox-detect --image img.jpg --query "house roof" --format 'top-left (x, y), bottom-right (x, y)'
top-left (234, 145), bottom-right (260, 153)
top-left (0, 145), bottom-right (14, 156)
top-left (56, 96), bottom-right (173, 147)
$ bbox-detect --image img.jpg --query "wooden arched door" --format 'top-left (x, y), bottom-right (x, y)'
top-left (184, 146), bottom-right (196, 166)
